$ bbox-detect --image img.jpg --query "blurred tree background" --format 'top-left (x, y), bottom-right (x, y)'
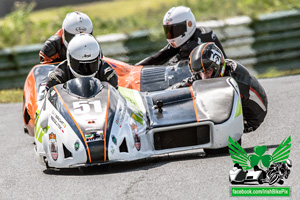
top-left (0, 0), bottom-right (299, 49)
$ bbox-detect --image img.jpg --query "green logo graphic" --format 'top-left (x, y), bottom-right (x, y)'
top-left (228, 136), bottom-right (291, 170)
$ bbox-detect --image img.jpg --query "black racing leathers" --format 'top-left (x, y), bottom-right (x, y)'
top-left (39, 29), bottom-right (67, 64)
top-left (136, 27), bottom-right (227, 66)
top-left (170, 59), bottom-right (268, 132)
top-left (46, 60), bottom-right (118, 90)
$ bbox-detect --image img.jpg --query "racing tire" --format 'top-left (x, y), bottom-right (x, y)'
top-left (204, 139), bottom-right (241, 155)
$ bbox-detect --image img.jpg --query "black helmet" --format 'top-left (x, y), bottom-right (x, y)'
top-left (189, 42), bottom-right (226, 78)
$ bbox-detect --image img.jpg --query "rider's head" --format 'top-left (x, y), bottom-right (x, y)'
top-left (67, 33), bottom-right (102, 78)
top-left (189, 42), bottom-right (226, 80)
top-left (163, 6), bottom-right (196, 48)
top-left (62, 11), bottom-right (93, 48)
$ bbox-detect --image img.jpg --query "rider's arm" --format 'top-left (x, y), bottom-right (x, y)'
top-left (135, 44), bottom-right (179, 66)
top-left (39, 35), bottom-right (65, 64)
top-left (45, 61), bottom-right (69, 91)
top-left (99, 62), bottom-right (118, 89)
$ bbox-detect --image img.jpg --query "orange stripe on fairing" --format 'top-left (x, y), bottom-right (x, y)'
top-left (53, 86), bottom-right (92, 163)
top-left (200, 43), bottom-right (212, 71)
top-left (190, 86), bottom-right (199, 122)
top-left (104, 86), bottom-right (111, 161)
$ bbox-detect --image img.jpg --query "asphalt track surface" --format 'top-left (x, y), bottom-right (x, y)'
top-left (0, 75), bottom-right (299, 200)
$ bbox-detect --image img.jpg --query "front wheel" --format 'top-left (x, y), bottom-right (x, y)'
top-left (204, 138), bottom-right (242, 155)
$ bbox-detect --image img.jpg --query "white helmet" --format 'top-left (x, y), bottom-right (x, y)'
top-left (62, 11), bottom-right (93, 48)
top-left (67, 33), bottom-right (102, 78)
top-left (163, 6), bottom-right (196, 48)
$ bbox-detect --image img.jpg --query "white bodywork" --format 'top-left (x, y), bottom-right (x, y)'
top-left (34, 77), bottom-right (243, 169)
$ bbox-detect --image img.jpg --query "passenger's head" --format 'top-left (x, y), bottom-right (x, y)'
top-left (67, 33), bottom-right (102, 78)
top-left (189, 42), bottom-right (226, 79)
top-left (163, 6), bottom-right (196, 48)
top-left (62, 11), bottom-right (93, 48)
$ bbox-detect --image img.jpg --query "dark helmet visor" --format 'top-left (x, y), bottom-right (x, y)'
top-left (163, 21), bottom-right (187, 39)
top-left (64, 30), bottom-right (76, 44)
top-left (70, 55), bottom-right (100, 76)
top-left (64, 30), bottom-right (94, 44)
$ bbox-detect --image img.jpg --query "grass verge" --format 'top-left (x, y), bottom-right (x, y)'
top-left (0, 89), bottom-right (23, 103)
top-left (0, 0), bottom-right (299, 48)
top-left (257, 68), bottom-right (300, 78)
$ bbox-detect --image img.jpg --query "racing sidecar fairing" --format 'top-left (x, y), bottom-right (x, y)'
top-left (34, 76), bottom-right (243, 169)
top-left (23, 58), bottom-right (192, 137)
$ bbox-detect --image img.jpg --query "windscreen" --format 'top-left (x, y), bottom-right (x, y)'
top-left (64, 77), bottom-right (103, 98)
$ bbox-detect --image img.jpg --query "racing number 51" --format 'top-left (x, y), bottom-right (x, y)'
top-left (73, 100), bottom-right (102, 114)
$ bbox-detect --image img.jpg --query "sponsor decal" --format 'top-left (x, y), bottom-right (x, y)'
top-left (228, 136), bottom-right (292, 197)
top-left (130, 122), bottom-right (141, 151)
top-left (82, 54), bottom-right (91, 58)
top-left (49, 132), bottom-right (58, 161)
top-left (74, 141), bottom-right (80, 151)
top-left (165, 15), bottom-right (172, 22)
top-left (50, 111), bottom-right (66, 133)
top-left (134, 134), bottom-right (141, 151)
top-left (86, 119), bottom-right (98, 125)
top-left (110, 146), bottom-right (115, 154)
top-left (85, 127), bottom-right (100, 131)
top-left (118, 87), bottom-right (145, 125)
top-left (85, 131), bottom-right (104, 143)
top-left (75, 27), bottom-right (87, 32)
top-left (112, 135), bottom-right (117, 145)
top-left (118, 87), bottom-right (142, 111)
top-left (130, 112), bottom-right (143, 125)
top-left (115, 105), bottom-right (126, 127)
